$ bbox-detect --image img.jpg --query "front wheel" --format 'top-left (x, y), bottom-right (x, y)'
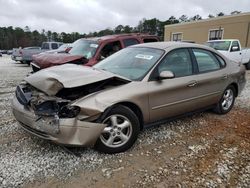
top-left (214, 86), bottom-right (236, 114)
top-left (95, 105), bottom-right (140, 154)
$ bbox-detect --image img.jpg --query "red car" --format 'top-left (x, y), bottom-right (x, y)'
top-left (31, 34), bottom-right (159, 72)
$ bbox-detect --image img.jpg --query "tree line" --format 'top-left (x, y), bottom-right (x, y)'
top-left (0, 11), bottom-right (241, 50)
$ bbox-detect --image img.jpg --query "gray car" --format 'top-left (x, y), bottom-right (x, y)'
top-left (12, 42), bottom-right (246, 153)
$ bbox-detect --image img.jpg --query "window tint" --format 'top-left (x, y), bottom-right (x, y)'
top-left (216, 54), bottom-right (226, 67)
top-left (123, 38), bottom-right (139, 47)
top-left (100, 41), bottom-right (122, 58)
top-left (158, 49), bottom-right (192, 77)
top-left (193, 49), bottom-right (221, 72)
top-left (51, 43), bottom-right (58, 49)
top-left (41, 43), bottom-right (50, 50)
top-left (143, 38), bottom-right (158, 43)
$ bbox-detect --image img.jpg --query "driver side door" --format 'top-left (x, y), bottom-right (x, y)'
top-left (148, 48), bottom-right (202, 122)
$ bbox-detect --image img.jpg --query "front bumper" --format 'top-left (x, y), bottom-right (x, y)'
top-left (15, 56), bottom-right (23, 61)
top-left (12, 96), bottom-right (106, 146)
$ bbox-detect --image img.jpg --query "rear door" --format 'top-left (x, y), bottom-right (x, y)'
top-left (189, 48), bottom-right (229, 108)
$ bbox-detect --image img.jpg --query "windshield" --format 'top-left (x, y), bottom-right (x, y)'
top-left (94, 47), bottom-right (164, 81)
top-left (205, 41), bottom-right (231, 51)
top-left (69, 39), bottom-right (98, 59)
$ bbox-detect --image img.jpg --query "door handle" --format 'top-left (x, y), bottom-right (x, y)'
top-left (222, 74), bottom-right (228, 79)
top-left (187, 81), bottom-right (197, 87)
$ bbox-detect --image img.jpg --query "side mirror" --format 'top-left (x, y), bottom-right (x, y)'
top-left (231, 46), bottom-right (239, 52)
top-left (159, 70), bottom-right (175, 80)
top-left (65, 47), bottom-right (72, 53)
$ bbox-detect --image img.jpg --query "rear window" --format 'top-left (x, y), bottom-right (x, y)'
top-left (123, 38), bottom-right (139, 47)
top-left (51, 43), bottom-right (58, 49)
top-left (143, 38), bottom-right (158, 43)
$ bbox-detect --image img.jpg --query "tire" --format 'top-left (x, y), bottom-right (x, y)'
top-left (245, 61), bottom-right (250, 70)
top-left (214, 86), bottom-right (236, 114)
top-left (95, 105), bottom-right (140, 154)
top-left (20, 61), bottom-right (24, 64)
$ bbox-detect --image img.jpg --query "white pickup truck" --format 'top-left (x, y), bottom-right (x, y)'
top-left (205, 39), bottom-right (250, 70)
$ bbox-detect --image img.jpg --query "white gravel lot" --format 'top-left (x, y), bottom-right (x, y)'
top-left (0, 55), bottom-right (249, 188)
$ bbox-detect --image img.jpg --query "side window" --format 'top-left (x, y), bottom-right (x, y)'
top-left (193, 49), bottom-right (221, 72)
top-left (123, 38), bottom-right (139, 47)
top-left (231, 41), bottom-right (240, 52)
top-left (216, 54), bottom-right (226, 68)
top-left (158, 49), bottom-right (193, 77)
top-left (100, 41), bottom-right (122, 58)
top-left (51, 43), bottom-right (58, 49)
top-left (41, 43), bottom-right (50, 50)
top-left (143, 38), bottom-right (158, 43)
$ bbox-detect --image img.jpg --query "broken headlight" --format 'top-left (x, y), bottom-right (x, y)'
top-left (59, 105), bottom-right (81, 118)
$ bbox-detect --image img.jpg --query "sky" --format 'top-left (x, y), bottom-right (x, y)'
top-left (0, 0), bottom-right (250, 34)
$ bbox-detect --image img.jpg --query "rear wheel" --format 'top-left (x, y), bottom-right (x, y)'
top-left (95, 105), bottom-right (140, 154)
top-left (214, 86), bottom-right (236, 114)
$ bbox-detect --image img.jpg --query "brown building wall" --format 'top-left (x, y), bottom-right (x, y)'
top-left (164, 13), bottom-right (250, 48)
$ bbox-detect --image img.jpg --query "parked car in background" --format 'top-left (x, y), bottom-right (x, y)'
top-left (16, 42), bottom-right (63, 65)
top-left (31, 34), bottom-right (159, 72)
top-left (0, 52), bottom-right (2, 57)
top-left (39, 43), bottom-right (72, 55)
top-left (205, 39), bottom-right (250, 69)
top-left (12, 47), bottom-right (40, 63)
top-left (7, 50), bottom-right (13, 55)
top-left (0, 50), bottom-right (7, 54)
top-left (12, 42), bottom-right (246, 153)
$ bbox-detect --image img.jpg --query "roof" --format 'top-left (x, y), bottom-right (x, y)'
top-left (207, 39), bottom-right (238, 42)
top-left (132, 41), bottom-right (210, 50)
top-left (165, 12), bottom-right (250, 28)
top-left (80, 33), bottom-right (158, 42)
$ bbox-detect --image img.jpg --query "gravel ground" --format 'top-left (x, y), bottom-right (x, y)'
top-left (0, 55), bottom-right (249, 188)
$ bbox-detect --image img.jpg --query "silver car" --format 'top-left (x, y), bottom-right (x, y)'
top-left (12, 42), bottom-right (246, 153)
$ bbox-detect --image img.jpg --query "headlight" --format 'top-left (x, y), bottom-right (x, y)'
top-left (59, 105), bottom-right (81, 118)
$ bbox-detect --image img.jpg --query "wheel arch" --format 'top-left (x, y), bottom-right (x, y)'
top-left (229, 82), bottom-right (239, 97)
top-left (111, 102), bottom-right (144, 130)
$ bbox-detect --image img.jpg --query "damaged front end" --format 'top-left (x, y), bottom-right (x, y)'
top-left (12, 83), bottom-right (107, 146)
top-left (12, 73), bottom-right (130, 146)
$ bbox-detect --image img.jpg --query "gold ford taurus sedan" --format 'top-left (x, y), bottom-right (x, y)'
top-left (12, 42), bottom-right (246, 153)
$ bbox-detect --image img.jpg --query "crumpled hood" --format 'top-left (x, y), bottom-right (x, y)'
top-left (33, 53), bottom-right (86, 69)
top-left (25, 64), bottom-right (129, 96)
